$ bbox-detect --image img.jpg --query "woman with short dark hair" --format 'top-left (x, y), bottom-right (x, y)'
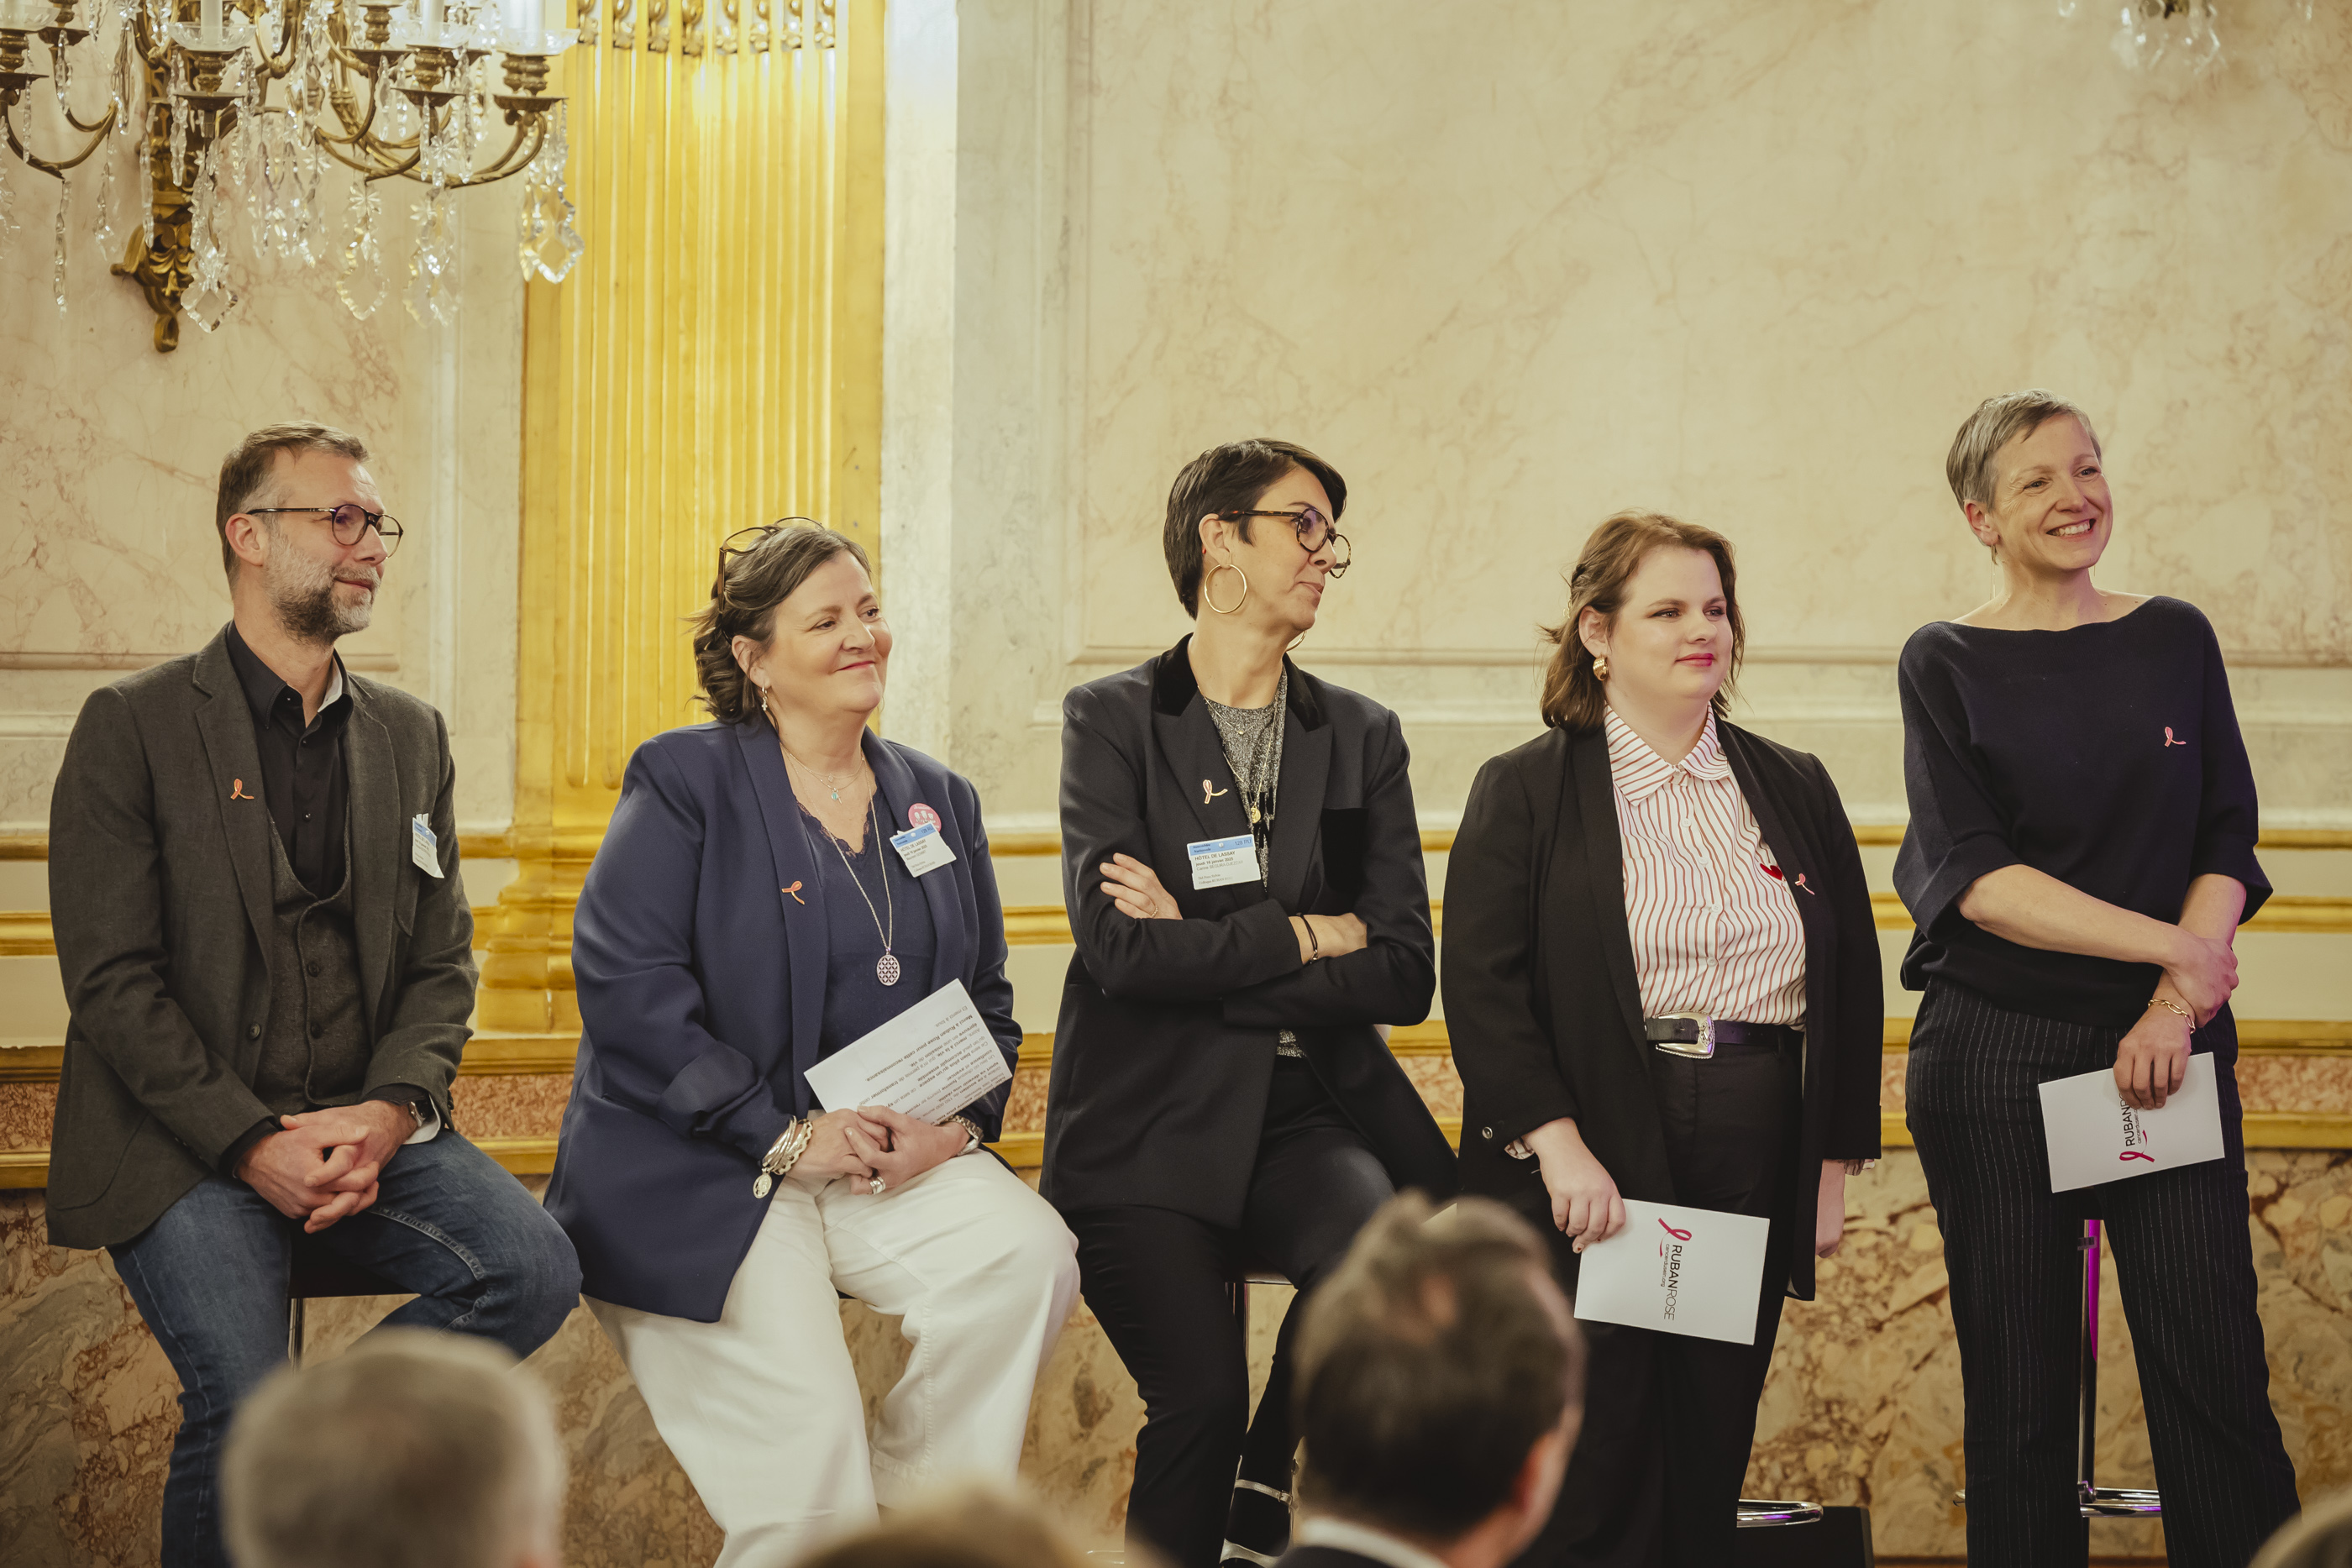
top-left (1443, 511), bottom-right (1882, 1567)
top-left (1897, 391), bottom-right (2298, 1567)
top-left (1043, 440), bottom-right (1457, 1568)
top-left (547, 522), bottom-right (1080, 1568)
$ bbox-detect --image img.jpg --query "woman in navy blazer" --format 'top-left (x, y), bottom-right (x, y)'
top-left (546, 523), bottom-right (1079, 1568)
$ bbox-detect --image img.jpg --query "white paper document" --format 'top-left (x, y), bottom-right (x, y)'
top-left (2038, 1054), bottom-right (2223, 1193)
top-left (1571, 1199), bottom-right (1772, 1345)
top-left (802, 980), bottom-right (1012, 1125)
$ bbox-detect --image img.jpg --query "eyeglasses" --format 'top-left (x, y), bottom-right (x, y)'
top-left (244, 504), bottom-right (404, 556)
top-left (1223, 505), bottom-right (1352, 577)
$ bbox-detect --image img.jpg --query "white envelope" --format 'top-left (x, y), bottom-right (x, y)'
top-left (1571, 1198), bottom-right (1772, 1345)
top-left (801, 979), bottom-right (1013, 1125)
top-left (2038, 1054), bottom-right (2224, 1193)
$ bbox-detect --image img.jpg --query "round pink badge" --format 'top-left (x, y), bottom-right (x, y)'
top-left (908, 803), bottom-right (942, 831)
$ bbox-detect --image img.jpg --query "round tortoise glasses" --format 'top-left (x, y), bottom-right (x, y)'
top-left (244, 503), bottom-right (404, 556)
top-left (1222, 504), bottom-right (1351, 577)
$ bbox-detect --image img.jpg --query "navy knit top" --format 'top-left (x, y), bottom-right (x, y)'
top-left (1893, 595), bottom-right (2268, 1029)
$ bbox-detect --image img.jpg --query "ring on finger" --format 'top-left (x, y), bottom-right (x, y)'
top-left (869, 1176), bottom-right (886, 1195)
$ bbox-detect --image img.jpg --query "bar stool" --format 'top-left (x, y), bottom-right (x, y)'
top-left (1955, 1219), bottom-right (2162, 1518)
top-left (286, 1232), bottom-right (404, 1367)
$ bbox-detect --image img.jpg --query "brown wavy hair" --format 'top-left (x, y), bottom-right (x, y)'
top-left (689, 521), bottom-right (872, 725)
top-left (1538, 511), bottom-right (1744, 732)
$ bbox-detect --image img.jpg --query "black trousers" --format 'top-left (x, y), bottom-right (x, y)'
top-left (1507, 1039), bottom-right (1803, 1568)
top-left (1067, 1057), bottom-right (1395, 1568)
top-left (1907, 979), bottom-right (2299, 1568)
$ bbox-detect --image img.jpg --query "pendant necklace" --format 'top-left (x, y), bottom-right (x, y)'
top-left (782, 741), bottom-right (854, 804)
top-left (827, 798), bottom-right (900, 985)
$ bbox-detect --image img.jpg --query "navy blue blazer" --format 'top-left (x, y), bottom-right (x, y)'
top-left (545, 717), bottom-right (1021, 1321)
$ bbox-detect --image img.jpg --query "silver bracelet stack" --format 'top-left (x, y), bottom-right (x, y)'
top-left (753, 1118), bottom-right (817, 1198)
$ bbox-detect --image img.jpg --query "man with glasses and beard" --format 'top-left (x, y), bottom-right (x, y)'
top-left (45, 422), bottom-right (580, 1568)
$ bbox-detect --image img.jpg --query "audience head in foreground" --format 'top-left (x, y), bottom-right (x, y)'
top-left (1289, 1194), bottom-right (1585, 1568)
top-left (223, 1330), bottom-right (565, 1568)
top-left (791, 1487), bottom-right (1094, 1568)
top-left (2254, 1490), bottom-right (2352, 1568)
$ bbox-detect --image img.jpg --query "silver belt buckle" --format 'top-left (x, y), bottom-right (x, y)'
top-left (1654, 1014), bottom-right (1715, 1060)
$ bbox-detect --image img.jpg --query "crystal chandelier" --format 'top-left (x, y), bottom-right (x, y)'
top-left (0, 0), bottom-right (584, 349)
top-left (2061, 0), bottom-right (2317, 81)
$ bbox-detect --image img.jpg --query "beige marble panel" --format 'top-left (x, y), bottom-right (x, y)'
top-left (932, 0), bottom-right (2352, 835)
top-left (0, 161), bottom-right (524, 836)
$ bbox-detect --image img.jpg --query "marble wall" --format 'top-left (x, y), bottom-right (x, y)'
top-left (0, 139), bottom-right (526, 847)
top-left (894, 0), bottom-right (2352, 833)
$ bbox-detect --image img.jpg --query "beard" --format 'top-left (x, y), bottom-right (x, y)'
top-left (265, 536), bottom-right (376, 644)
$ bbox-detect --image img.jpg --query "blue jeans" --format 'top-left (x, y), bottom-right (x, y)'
top-left (108, 1131), bottom-right (581, 1568)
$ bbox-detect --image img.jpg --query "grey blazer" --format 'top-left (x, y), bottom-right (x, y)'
top-left (45, 626), bottom-right (476, 1249)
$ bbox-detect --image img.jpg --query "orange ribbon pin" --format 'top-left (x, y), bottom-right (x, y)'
top-left (229, 779), bottom-right (255, 800)
top-left (784, 881), bottom-right (806, 905)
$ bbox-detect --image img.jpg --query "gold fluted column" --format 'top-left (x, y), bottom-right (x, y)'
top-left (480, 0), bottom-right (885, 1035)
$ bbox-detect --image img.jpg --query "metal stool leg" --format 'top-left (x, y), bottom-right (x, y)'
top-left (2077, 1219), bottom-right (2160, 1518)
top-left (287, 1294), bottom-right (307, 1369)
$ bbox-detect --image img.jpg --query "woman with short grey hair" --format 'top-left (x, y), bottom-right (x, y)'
top-left (1895, 391), bottom-right (2298, 1566)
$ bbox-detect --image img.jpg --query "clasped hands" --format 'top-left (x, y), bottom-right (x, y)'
top-left (820, 1105), bottom-right (970, 1191)
top-left (1096, 852), bottom-right (1367, 963)
top-left (2115, 928), bottom-right (2239, 1112)
top-left (236, 1099), bottom-right (417, 1233)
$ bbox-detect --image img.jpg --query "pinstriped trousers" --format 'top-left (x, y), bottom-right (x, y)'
top-left (1907, 980), bottom-right (2299, 1568)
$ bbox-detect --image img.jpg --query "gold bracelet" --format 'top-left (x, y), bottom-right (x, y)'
top-left (2146, 996), bottom-right (2192, 1023)
top-left (753, 1118), bottom-right (816, 1198)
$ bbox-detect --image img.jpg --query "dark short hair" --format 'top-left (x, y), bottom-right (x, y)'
top-left (689, 521), bottom-right (873, 725)
top-left (215, 422), bottom-right (370, 583)
top-left (1294, 1194), bottom-right (1583, 1541)
top-left (1539, 510), bottom-right (1744, 732)
top-left (1161, 438), bottom-right (1347, 616)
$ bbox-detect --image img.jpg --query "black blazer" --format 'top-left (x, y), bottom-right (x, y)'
top-left (1441, 720), bottom-right (1881, 1299)
top-left (1042, 639), bottom-right (1457, 1223)
top-left (46, 627), bottom-right (476, 1249)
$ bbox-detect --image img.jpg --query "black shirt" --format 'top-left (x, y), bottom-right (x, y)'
top-left (218, 624), bottom-right (423, 1170)
top-left (223, 624), bottom-right (351, 896)
top-left (1893, 595), bottom-right (2269, 1028)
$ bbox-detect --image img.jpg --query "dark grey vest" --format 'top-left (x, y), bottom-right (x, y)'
top-left (249, 811), bottom-right (370, 1115)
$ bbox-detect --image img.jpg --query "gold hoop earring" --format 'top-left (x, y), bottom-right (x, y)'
top-left (1592, 655), bottom-right (1609, 680)
top-left (1286, 631), bottom-right (1306, 654)
top-left (1203, 563), bottom-right (1250, 616)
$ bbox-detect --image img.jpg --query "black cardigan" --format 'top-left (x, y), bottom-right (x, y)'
top-left (1441, 720), bottom-right (1882, 1300)
top-left (1041, 640), bottom-right (1458, 1223)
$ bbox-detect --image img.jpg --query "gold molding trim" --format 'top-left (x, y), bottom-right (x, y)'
top-left (4, 827), bottom-right (2349, 864)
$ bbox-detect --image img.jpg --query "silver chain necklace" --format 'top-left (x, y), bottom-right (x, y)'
top-left (825, 799), bottom-right (900, 985)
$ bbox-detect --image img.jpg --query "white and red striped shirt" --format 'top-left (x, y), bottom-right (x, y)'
top-left (1605, 707), bottom-right (1807, 1027)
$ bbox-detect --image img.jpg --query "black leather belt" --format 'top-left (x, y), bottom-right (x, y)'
top-left (1643, 1016), bottom-right (1802, 1059)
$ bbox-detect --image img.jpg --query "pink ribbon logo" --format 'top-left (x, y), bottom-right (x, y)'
top-left (1792, 873), bottom-right (1817, 896)
top-left (2119, 1150), bottom-right (2156, 1163)
top-left (2164, 727), bottom-right (2187, 747)
top-left (1657, 1218), bottom-right (1693, 1241)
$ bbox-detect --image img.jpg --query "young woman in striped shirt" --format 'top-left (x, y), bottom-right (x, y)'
top-left (1442, 511), bottom-right (1883, 1568)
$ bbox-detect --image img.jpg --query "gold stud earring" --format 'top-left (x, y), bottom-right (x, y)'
top-left (1592, 655), bottom-right (1609, 680)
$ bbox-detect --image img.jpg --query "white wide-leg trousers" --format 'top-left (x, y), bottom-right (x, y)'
top-left (588, 1152), bottom-right (1081, 1568)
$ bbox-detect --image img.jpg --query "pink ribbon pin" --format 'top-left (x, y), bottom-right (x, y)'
top-left (1792, 873), bottom-right (1817, 896)
top-left (2164, 727), bottom-right (2187, 747)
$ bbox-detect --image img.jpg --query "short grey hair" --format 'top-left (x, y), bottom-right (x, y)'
top-left (1945, 390), bottom-right (2103, 513)
top-left (223, 1330), bottom-right (566, 1568)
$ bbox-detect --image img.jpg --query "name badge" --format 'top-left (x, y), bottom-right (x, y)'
top-left (889, 821), bottom-right (958, 877)
top-left (410, 814), bottom-right (444, 878)
top-left (1187, 833), bottom-right (1260, 890)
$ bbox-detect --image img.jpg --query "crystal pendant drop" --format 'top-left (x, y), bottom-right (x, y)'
top-left (138, 128), bottom-right (155, 249)
top-left (51, 177), bottom-right (68, 313)
top-left (181, 151), bottom-right (239, 333)
top-left (403, 184), bottom-right (458, 325)
top-left (93, 139), bottom-right (118, 257)
top-left (335, 178), bottom-right (386, 318)
top-left (516, 103), bottom-right (584, 282)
